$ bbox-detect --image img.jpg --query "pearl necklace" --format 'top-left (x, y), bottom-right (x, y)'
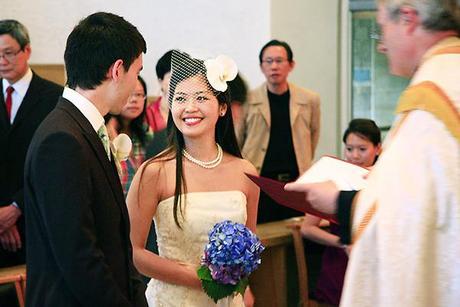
top-left (182, 144), bottom-right (223, 169)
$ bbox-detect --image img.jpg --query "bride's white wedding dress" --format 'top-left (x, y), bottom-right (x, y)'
top-left (145, 191), bottom-right (247, 307)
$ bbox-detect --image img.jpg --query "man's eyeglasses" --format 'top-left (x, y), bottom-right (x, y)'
top-left (0, 49), bottom-right (22, 62)
top-left (130, 92), bottom-right (146, 100)
top-left (261, 57), bottom-right (288, 65)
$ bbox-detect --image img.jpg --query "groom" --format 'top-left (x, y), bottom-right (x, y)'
top-left (24, 12), bottom-right (147, 306)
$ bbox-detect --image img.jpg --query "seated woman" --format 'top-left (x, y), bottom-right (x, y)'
top-left (127, 50), bottom-right (259, 307)
top-left (107, 75), bottom-right (153, 197)
top-left (300, 118), bottom-right (381, 306)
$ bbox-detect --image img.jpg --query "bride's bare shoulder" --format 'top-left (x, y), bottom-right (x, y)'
top-left (225, 154), bottom-right (257, 176)
top-left (140, 153), bottom-right (176, 180)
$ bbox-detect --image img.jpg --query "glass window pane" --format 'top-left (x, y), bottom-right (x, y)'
top-left (351, 11), bottom-right (409, 133)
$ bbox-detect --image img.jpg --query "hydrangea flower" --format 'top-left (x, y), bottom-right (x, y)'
top-left (197, 220), bottom-right (264, 302)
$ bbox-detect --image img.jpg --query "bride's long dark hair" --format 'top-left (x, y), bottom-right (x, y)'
top-left (140, 51), bottom-right (241, 228)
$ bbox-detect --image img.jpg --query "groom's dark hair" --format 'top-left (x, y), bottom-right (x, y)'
top-left (64, 12), bottom-right (146, 90)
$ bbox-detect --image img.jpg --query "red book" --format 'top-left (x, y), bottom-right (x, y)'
top-left (246, 156), bottom-right (370, 224)
top-left (246, 173), bottom-right (338, 224)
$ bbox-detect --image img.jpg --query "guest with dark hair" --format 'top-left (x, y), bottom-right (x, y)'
top-left (144, 50), bottom-right (176, 158)
top-left (258, 39), bottom-right (294, 64)
top-left (240, 39), bottom-right (321, 224)
top-left (145, 50), bottom-right (173, 132)
top-left (300, 118), bottom-right (381, 306)
top-left (0, 18), bottom-right (63, 307)
top-left (342, 118), bottom-right (381, 167)
top-left (155, 50), bottom-right (173, 84)
top-left (228, 73), bottom-right (248, 144)
top-left (0, 18), bottom-right (63, 264)
top-left (107, 75), bottom-right (153, 196)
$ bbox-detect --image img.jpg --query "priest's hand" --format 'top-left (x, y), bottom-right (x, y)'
top-left (284, 180), bottom-right (339, 214)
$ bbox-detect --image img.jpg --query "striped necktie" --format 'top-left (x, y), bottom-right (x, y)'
top-left (97, 124), bottom-right (111, 161)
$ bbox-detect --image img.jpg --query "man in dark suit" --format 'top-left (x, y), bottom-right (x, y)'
top-left (24, 13), bottom-right (148, 306)
top-left (0, 19), bottom-right (63, 268)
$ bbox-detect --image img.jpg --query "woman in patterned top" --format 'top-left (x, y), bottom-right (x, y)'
top-left (107, 75), bottom-right (153, 197)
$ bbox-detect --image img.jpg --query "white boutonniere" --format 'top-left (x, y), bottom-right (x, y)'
top-left (204, 55), bottom-right (238, 92)
top-left (110, 133), bottom-right (132, 175)
top-left (111, 133), bottom-right (132, 161)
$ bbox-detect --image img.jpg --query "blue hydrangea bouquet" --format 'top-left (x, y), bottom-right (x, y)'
top-left (197, 220), bottom-right (265, 303)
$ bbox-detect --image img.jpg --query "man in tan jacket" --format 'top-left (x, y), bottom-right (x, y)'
top-left (239, 39), bottom-right (321, 223)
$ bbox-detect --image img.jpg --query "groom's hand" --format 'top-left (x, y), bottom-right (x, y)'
top-left (0, 224), bottom-right (22, 252)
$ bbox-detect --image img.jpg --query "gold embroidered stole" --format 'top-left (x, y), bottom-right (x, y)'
top-left (352, 48), bottom-right (460, 243)
top-left (396, 81), bottom-right (460, 141)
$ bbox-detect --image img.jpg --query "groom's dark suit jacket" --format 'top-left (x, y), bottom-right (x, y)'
top-left (24, 97), bottom-right (147, 306)
top-left (0, 72), bottom-right (62, 266)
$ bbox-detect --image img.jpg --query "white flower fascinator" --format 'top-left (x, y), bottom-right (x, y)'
top-left (167, 50), bottom-right (239, 108)
top-left (204, 55), bottom-right (238, 92)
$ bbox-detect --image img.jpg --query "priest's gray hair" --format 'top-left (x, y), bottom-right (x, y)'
top-left (378, 0), bottom-right (460, 33)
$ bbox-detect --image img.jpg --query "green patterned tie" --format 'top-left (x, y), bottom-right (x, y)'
top-left (97, 124), bottom-right (111, 161)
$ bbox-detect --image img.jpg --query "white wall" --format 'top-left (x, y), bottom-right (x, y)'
top-left (271, 0), bottom-right (341, 158)
top-left (2, 0), bottom-right (343, 157)
top-left (1, 0), bottom-right (270, 96)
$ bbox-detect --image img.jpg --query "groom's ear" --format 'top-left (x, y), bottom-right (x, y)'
top-left (106, 59), bottom-right (125, 81)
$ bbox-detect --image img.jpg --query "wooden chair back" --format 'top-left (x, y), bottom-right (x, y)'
top-left (287, 223), bottom-right (318, 307)
top-left (0, 265), bottom-right (26, 307)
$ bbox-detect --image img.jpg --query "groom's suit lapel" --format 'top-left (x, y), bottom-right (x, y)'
top-left (57, 98), bottom-right (129, 227)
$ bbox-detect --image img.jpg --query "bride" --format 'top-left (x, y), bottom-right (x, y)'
top-left (126, 50), bottom-right (259, 307)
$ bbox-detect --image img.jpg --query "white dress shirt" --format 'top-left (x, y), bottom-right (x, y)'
top-left (2, 68), bottom-right (33, 124)
top-left (62, 87), bottom-right (105, 133)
